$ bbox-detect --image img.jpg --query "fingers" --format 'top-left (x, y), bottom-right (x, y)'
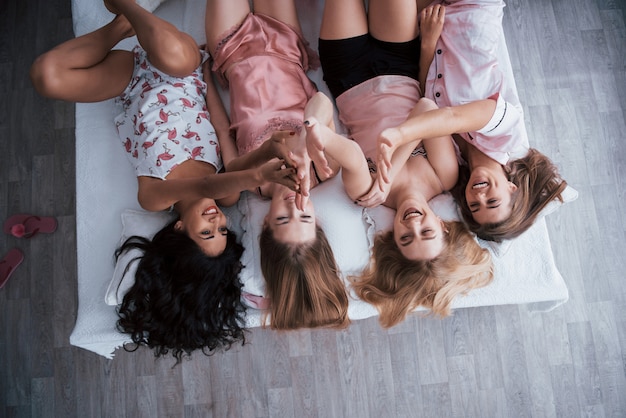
top-left (303, 118), bottom-right (333, 177)
top-left (421, 4), bottom-right (445, 19)
top-left (269, 131), bottom-right (298, 167)
top-left (377, 152), bottom-right (392, 184)
top-left (295, 192), bottom-right (309, 212)
top-left (356, 191), bottom-right (383, 208)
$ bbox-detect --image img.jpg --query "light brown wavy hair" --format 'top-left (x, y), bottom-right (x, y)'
top-left (350, 221), bottom-right (493, 328)
top-left (453, 148), bottom-right (567, 242)
top-left (260, 223), bottom-right (350, 330)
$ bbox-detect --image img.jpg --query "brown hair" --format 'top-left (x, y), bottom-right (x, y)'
top-left (453, 148), bottom-right (567, 242)
top-left (259, 223), bottom-right (350, 330)
top-left (350, 221), bottom-right (493, 328)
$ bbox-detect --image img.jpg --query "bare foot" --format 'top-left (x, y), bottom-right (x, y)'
top-left (303, 117), bottom-right (333, 177)
top-left (419, 4), bottom-right (445, 51)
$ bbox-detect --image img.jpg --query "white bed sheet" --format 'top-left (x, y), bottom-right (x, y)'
top-left (70, 0), bottom-right (573, 358)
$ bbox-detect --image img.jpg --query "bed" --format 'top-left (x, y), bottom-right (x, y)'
top-left (70, 0), bottom-right (577, 359)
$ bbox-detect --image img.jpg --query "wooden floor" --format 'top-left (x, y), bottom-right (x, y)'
top-left (1, 0), bottom-right (625, 417)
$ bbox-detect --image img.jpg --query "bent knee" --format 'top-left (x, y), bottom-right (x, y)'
top-left (30, 52), bottom-right (66, 98)
top-left (151, 40), bottom-right (200, 78)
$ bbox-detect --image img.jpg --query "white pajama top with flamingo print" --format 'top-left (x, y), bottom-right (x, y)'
top-left (114, 45), bottom-right (223, 180)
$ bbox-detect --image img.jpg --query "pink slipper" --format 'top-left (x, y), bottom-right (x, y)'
top-left (0, 248), bottom-right (24, 289)
top-left (3, 214), bottom-right (57, 238)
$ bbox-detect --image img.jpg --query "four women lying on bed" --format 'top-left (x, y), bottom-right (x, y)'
top-left (29, 0), bottom-right (567, 359)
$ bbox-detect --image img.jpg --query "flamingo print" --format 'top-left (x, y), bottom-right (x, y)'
top-left (131, 115), bottom-right (149, 136)
top-left (124, 138), bottom-right (132, 153)
top-left (158, 127), bottom-right (180, 144)
top-left (169, 81), bottom-right (187, 95)
top-left (156, 144), bottom-right (175, 167)
top-left (155, 109), bottom-right (180, 125)
top-left (189, 146), bottom-right (204, 159)
top-left (142, 138), bottom-right (158, 155)
top-left (139, 80), bottom-right (154, 99)
top-left (182, 123), bottom-right (201, 141)
top-left (148, 89), bottom-right (168, 108)
top-left (196, 112), bottom-right (209, 124)
top-left (179, 97), bottom-right (196, 112)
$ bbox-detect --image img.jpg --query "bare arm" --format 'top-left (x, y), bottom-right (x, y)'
top-left (302, 92), bottom-right (340, 178)
top-left (397, 100), bottom-right (497, 142)
top-left (203, 60), bottom-right (237, 167)
top-left (378, 98), bottom-right (497, 175)
top-left (137, 163), bottom-right (297, 212)
top-left (203, 60), bottom-right (240, 206)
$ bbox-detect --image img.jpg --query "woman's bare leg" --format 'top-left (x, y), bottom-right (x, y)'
top-left (30, 14), bottom-right (135, 102)
top-left (368, 0), bottom-right (419, 42)
top-left (31, 0), bottom-right (202, 102)
top-left (106, 0), bottom-right (201, 76)
top-left (253, 0), bottom-right (302, 32)
top-left (319, 0), bottom-right (368, 41)
top-left (205, 0), bottom-right (250, 54)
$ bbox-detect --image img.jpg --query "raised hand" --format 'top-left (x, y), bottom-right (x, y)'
top-left (279, 128), bottom-right (312, 211)
top-left (356, 176), bottom-right (391, 208)
top-left (419, 4), bottom-right (446, 50)
top-left (263, 130), bottom-right (299, 168)
top-left (303, 118), bottom-right (333, 178)
top-left (377, 127), bottom-right (404, 185)
top-left (258, 158), bottom-right (299, 192)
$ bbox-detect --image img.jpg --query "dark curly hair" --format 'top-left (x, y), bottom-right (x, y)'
top-left (116, 219), bottom-right (247, 363)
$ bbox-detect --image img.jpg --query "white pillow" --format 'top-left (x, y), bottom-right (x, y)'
top-left (363, 185), bottom-right (578, 258)
top-left (237, 174), bottom-right (371, 300)
top-left (364, 192), bottom-right (460, 241)
top-left (477, 184), bottom-right (578, 257)
top-left (105, 210), bottom-right (176, 306)
top-left (105, 204), bottom-right (244, 306)
top-left (137, 0), bottom-right (168, 12)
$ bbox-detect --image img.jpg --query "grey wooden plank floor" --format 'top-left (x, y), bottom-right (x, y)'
top-left (1, 0), bottom-right (625, 417)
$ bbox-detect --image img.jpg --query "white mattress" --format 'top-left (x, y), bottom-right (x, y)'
top-left (70, 0), bottom-right (574, 358)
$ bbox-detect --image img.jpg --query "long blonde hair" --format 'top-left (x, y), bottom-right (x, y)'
top-left (260, 224), bottom-right (350, 330)
top-left (351, 221), bottom-right (493, 328)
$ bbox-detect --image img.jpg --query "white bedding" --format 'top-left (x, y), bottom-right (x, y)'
top-left (70, 0), bottom-right (575, 358)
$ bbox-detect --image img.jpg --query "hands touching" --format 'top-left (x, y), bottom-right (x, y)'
top-left (355, 176), bottom-right (392, 208)
top-left (257, 158), bottom-right (299, 191)
top-left (262, 129), bottom-right (311, 210)
top-left (376, 127), bottom-right (403, 195)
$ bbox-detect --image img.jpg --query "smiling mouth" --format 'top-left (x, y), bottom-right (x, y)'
top-left (403, 208), bottom-right (422, 220)
top-left (203, 206), bottom-right (218, 215)
top-left (472, 181), bottom-right (489, 189)
top-left (284, 193), bottom-right (296, 201)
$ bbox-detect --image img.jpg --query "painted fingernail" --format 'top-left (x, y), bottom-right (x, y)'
top-left (303, 120), bottom-right (310, 126)
top-left (290, 131), bottom-right (296, 135)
